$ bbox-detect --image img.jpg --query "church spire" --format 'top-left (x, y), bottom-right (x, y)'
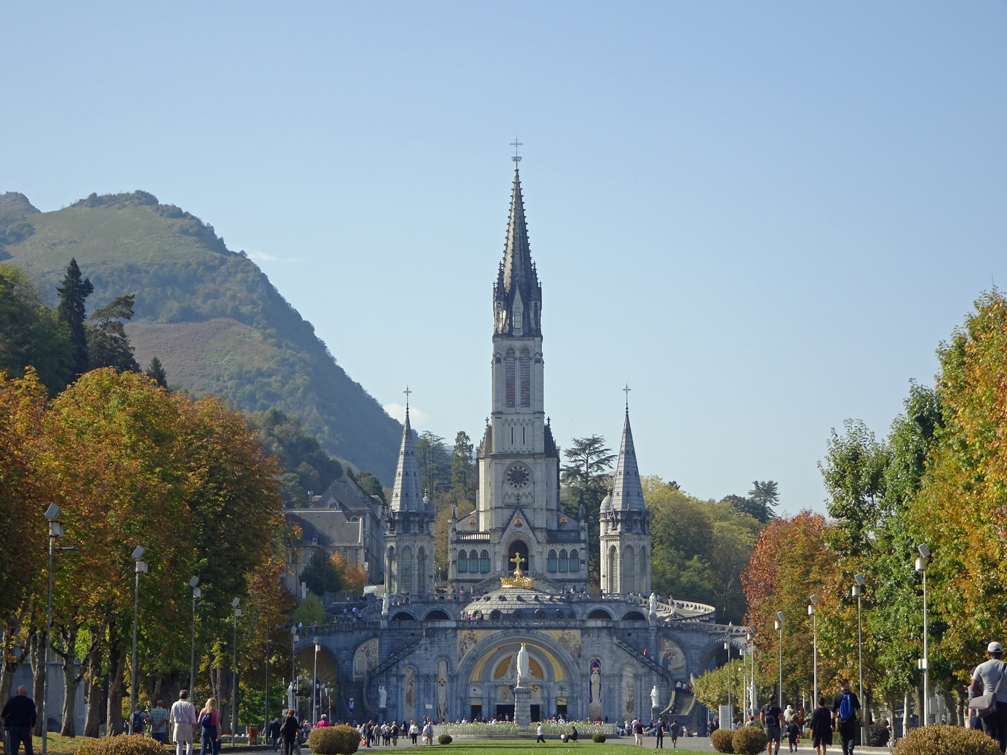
top-left (494, 163), bottom-right (542, 337)
top-left (390, 403), bottom-right (424, 512)
top-left (610, 406), bottom-right (646, 511)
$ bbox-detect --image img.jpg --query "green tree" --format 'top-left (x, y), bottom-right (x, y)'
top-left (56, 258), bottom-right (94, 377)
top-left (300, 547), bottom-right (341, 596)
top-left (560, 435), bottom-right (614, 586)
top-left (145, 357), bottom-right (168, 388)
top-left (415, 430), bottom-right (450, 497)
top-left (450, 431), bottom-right (476, 497)
top-left (250, 408), bottom-right (343, 506)
top-left (746, 481), bottom-right (780, 523)
top-left (87, 293), bottom-right (140, 372)
top-left (0, 265), bottom-right (73, 394)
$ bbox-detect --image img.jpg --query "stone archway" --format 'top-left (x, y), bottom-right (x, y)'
top-left (293, 638), bottom-right (338, 721)
top-left (456, 630), bottom-right (581, 722)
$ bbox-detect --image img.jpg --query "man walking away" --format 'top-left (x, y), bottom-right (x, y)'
top-left (670, 720), bottom-right (680, 749)
top-left (972, 641), bottom-right (1007, 753)
top-left (422, 721), bottom-right (433, 746)
top-left (654, 720), bottom-right (664, 748)
top-left (831, 679), bottom-right (861, 755)
top-left (1, 686), bottom-right (36, 755)
top-left (760, 693), bottom-right (783, 755)
top-left (269, 717), bottom-right (282, 751)
top-left (149, 700), bottom-right (169, 744)
top-left (170, 690), bottom-right (198, 755)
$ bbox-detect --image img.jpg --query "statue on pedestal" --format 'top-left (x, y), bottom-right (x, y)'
top-left (649, 593), bottom-right (657, 616)
top-left (651, 685), bottom-right (660, 711)
top-left (379, 685), bottom-right (388, 708)
top-left (516, 643), bottom-right (530, 687)
top-left (382, 593), bottom-right (390, 617)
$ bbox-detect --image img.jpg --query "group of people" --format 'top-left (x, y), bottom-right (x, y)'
top-left (266, 714), bottom-right (436, 753)
top-left (613, 717), bottom-right (684, 748)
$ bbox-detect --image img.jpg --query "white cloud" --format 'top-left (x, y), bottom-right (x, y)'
top-left (384, 403), bottom-right (429, 424)
top-left (244, 248), bottom-right (300, 263)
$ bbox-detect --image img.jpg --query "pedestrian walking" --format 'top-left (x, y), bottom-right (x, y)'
top-left (149, 700), bottom-right (169, 744)
top-left (809, 697), bottom-right (832, 755)
top-left (132, 704), bottom-right (147, 736)
top-left (654, 720), bottom-right (664, 748)
top-left (831, 679), bottom-right (861, 755)
top-left (669, 720), bottom-right (680, 749)
top-left (170, 690), bottom-right (198, 755)
top-left (409, 721), bottom-right (419, 746)
top-left (971, 640), bottom-right (1007, 753)
top-left (633, 718), bottom-right (644, 746)
top-left (422, 721), bottom-right (433, 746)
top-left (281, 710), bottom-right (299, 755)
top-left (269, 717), bottom-right (282, 751)
top-left (1, 686), bottom-right (36, 755)
top-left (760, 693), bottom-right (783, 755)
top-left (536, 723), bottom-right (545, 743)
top-left (198, 698), bottom-right (221, 755)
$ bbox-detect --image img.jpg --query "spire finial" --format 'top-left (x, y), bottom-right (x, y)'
top-left (404, 385), bottom-right (412, 413)
top-left (510, 138), bottom-right (523, 164)
top-left (623, 384), bottom-right (631, 412)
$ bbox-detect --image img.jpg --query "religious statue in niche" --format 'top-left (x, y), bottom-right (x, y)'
top-left (588, 659), bottom-right (602, 720)
top-left (436, 659), bottom-right (449, 722)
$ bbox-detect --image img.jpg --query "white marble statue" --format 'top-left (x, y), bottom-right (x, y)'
top-left (651, 685), bottom-right (660, 710)
top-left (379, 685), bottom-right (388, 708)
top-left (382, 592), bottom-right (390, 616)
top-left (516, 643), bottom-right (530, 687)
top-left (649, 593), bottom-right (657, 615)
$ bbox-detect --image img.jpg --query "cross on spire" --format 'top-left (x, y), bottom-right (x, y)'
top-left (510, 138), bottom-right (523, 163)
top-left (404, 386), bottom-right (412, 410)
top-left (510, 552), bottom-right (526, 576)
top-left (623, 384), bottom-right (631, 411)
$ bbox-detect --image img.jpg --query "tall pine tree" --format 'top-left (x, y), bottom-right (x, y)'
top-left (56, 258), bottom-right (93, 377)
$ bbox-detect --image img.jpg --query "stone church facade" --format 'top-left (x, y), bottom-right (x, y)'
top-left (300, 163), bottom-right (739, 728)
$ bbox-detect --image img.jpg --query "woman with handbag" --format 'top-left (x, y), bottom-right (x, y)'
top-left (970, 641), bottom-right (1007, 753)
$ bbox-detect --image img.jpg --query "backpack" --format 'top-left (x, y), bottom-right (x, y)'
top-left (133, 712), bottom-right (145, 731)
top-left (838, 691), bottom-right (854, 721)
top-left (763, 706), bottom-right (777, 727)
top-left (200, 712), bottom-right (214, 728)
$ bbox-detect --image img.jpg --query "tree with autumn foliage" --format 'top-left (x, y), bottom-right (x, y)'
top-left (742, 512), bottom-right (838, 705)
top-left (332, 552), bottom-right (368, 595)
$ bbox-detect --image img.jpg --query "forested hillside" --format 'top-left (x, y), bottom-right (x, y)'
top-left (0, 190), bottom-right (401, 482)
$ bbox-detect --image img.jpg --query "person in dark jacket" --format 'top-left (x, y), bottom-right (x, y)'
top-left (1, 686), bottom-right (37, 755)
top-left (281, 710), bottom-right (300, 755)
top-left (268, 717), bottom-right (282, 751)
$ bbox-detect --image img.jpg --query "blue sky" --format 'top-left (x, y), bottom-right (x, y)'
top-left (3, 3), bottom-right (1005, 513)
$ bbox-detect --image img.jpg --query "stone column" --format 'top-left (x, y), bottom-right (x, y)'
top-left (514, 685), bottom-right (531, 730)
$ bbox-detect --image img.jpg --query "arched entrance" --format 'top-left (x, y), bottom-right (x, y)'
top-left (505, 539), bottom-right (531, 573)
top-left (456, 632), bottom-right (580, 722)
top-left (294, 640), bottom-right (338, 721)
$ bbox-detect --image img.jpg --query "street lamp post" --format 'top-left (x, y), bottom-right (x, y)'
top-left (129, 547), bottom-right (148, 735)
top-left (291, 627), bottom-right (298, 718)
top-left (189, 577), bottom-right (200, 694)
top-left (853, 574), bottom-right (865, 745)
top-left (264, 627), bottom-right (270, 735)
top-left (775, 612), bottom-right (784, 705)
top-left (232, 598), bottom-right (241, 747)
top-left (42, 505), bottom-right (65, 754)
top-left (724, 640), bottom-right (732, 721)
top-left (916, 545), bottom-right (930, 726)
top-left (312, 638), bottom-right (320, 724)
top-left (809, 595), bottom-right (818, 705)
top-left (747, 632), bottom-right (756, 715)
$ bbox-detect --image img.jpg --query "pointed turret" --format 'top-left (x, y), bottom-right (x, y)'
top-left (390, 408), bottom-right (424, 513)
top-left (493, 166), bottom-right (542, 337)
top-left (610, 409), bottom-right (646, 511)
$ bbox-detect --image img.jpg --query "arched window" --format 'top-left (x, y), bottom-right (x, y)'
top-left (622, 545), bottom-right (636, 594)
top-left (387, 546), bottom-right (396, 593)
top-left (569, 549), bottom-right (580, 572)
top-left (607, 546), bottom-right (618, 594)
top-left (400, 546), bottom-right (413, 594)
top-left (547, 550), bottom-right (558, 573)
top-left (469, 551), bottom-right (479, 575)
top-left (417, 547), bottom-right (427, 593)
top-left (559, 549), bottom-right (569, 573)
top-left (480, 550), bottom-right (490, 573)
top-left (519, 348), bottom-right (531, 408)
top-left (505, 349), bottom-right (516, 408)
top-left (457, 550), bottom-right (468, 573)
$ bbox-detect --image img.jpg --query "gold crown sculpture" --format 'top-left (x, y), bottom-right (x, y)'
top-left (501, 552), bottom-right (534, 588)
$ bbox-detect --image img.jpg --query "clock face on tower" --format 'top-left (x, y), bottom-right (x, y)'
top-left (506, 463), bottom-right (531, 489)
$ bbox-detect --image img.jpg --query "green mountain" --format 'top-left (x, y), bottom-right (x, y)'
top-left (0, 190), bottom-right (401, 483)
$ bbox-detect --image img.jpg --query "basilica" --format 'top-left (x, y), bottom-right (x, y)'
top-left (299, 163), bottom-right (740, 729)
